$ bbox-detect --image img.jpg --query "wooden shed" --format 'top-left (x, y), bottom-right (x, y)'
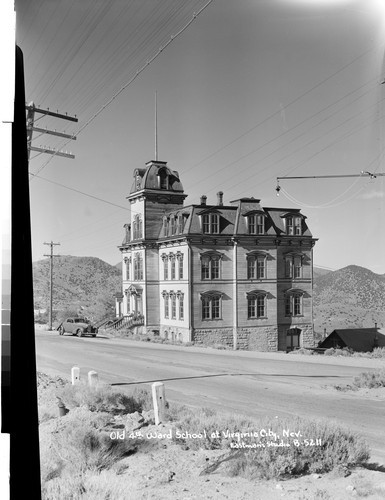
top-left (319, 327), bottom-right (385, 352)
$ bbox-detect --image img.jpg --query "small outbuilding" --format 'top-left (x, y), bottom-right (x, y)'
top-left (318, 327), bottom-right (385, 352)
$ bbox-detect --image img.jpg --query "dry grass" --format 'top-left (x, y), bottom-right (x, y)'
top-left (40, 408), bottom-right (139, 499)
top-left (352, 369), bottom-right (385, 389)
top-left (57, 382), bottom-right (152, 415)
top-left (39, 374), bottom-right (373, 498)
top-left (168, 405), bottom-right (370, 480)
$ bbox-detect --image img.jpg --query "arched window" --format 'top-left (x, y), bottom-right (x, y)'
top-left (123, 256), bottom-right (131, 280)
top-left (287, 327), bottom-right (301, 351)
top-left (201, 252), bottom-right (222, 280)
top-left (170, 216), bottom-right (176, 235)
top-left (161, 254), bottom-right (168, 280)
top-left (170, 292), bottom-right (176, 319)
top-left (247, 252), bottom-right (267, 279)
top-left (162, 291), bottom-right (169, 318)
top-left (177, 291), bottom-right (184, 320)
top-left (158, 169), bottom-right (168, 189)
top-left (200, 291), bottom-right (222, 320)
top-left (284, 253), bottom-right (303, 279)
top-left (169, 253), bottom-right (176, 280)
top-left (133, 253), bottom-right (143, 281)
top-left (246, 291), bottom-right (267, 319)
top-left (285, 289), bottom-right (304, 316)
top-left (132, 214), bottom-right (143, 239)
top-left (176, 252), bottom-right (184, 279)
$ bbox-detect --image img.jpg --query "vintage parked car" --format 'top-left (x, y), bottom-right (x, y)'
top-left (58, 317), bottom-right (98, 337)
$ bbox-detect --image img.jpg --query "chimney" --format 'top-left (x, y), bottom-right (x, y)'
top-left (375, 322), bottom-right (378, 329)
top-left (217, 191), bottom-right (223, 206)
top-left (200, 195), bottom-right (207, 206)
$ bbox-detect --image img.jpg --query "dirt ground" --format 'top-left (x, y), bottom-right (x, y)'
top-left (37, 372), bottom-right (385, 500)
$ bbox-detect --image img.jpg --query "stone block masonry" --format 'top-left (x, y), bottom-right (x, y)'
top-left (193, 328), bottom-right (234, 348)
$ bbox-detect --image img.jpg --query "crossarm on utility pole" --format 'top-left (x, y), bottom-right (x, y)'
top-left (275, 171), bottom-right (384, 194)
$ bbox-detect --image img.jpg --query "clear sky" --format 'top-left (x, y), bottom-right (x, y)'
top-left (12, 0), bottom-right (385, 273)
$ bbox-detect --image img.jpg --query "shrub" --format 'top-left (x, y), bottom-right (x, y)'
top-left (352, 368), bottom-right (385, 389)
top-left (40, 409), bottom-right (139, 498)
top-left (57, 382), bottom-right (152, 415)
top-left (368, 347), bottom-right (385, 359)
top-left (324, 347), bottom-right (353, 357)
top-left (288, 348), bottom-right (314, 355)
top-left (169, 405), bottom-right (370, 479)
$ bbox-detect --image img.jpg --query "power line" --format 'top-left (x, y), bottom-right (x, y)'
top-left (29, 173), bottom-right (130, 210)
top-left (190, 42), bottom-right (384, 170)
top-left (29, 0), bottom-right (214, 178)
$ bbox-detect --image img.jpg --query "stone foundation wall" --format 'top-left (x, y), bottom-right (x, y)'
top-left (159, 325), bottom-right (191, 343)
top-left (192, 328), bottom-right (234, 348)
top-left (237, 326), bottom-right (279, 351)
top-left (300, 324), bottom-right (315, 348)
top-left (192, 327), bottom-right (279, 351)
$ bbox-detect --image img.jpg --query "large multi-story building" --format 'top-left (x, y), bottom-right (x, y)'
top-left (116, 159), bottom-right (317, 351)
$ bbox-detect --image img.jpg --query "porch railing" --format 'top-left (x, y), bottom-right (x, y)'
top-left (104, 314), bottom-right (145, 331)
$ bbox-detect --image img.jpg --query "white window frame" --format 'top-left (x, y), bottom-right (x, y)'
top-left (201, 252), bottom-right (222, 280)
top-left (133, 253), bottom-right (143, 281)
top-left (201, 293), bottom-right (222, 320)
top-left (248, 214), bottom-right (265, 235)
top-left (285, 291), bottom-right (303, 317)
top-left (247, 292), bottom-right (267, 319)
top-left (247, 252), bottom-right (267, 280)
top-left (285, 254), bottom-right (303, 279)
top-left (162, 291), bottom-right (169, 319)
top-left (202, 213), bottom-right (220, 234)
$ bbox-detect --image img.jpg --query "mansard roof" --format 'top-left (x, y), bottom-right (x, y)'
top-left (129, 160), bottom-right (184, 195)
top-left (264, 207), bottom-right (313, 237)
top-left (158, 200), bottom-right (313, 239)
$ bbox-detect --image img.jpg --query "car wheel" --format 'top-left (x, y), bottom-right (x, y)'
top-left (77, 329), bottom-right (83, 337)
top-left (92, 334), bottom-right (96, 337)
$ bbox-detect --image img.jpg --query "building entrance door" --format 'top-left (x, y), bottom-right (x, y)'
top-left (286, 327), bottom-right (301, 351)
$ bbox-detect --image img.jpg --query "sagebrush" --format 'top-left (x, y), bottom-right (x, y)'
top-left (169, 405), bottom-right (370, 479)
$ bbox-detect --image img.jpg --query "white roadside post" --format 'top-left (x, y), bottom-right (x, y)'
top-left (71, 366), bottom-right (80, 385)
top-left (88, 370), bottom-right (99, 387)
top-left (152, 382), bottom-right (166, 425)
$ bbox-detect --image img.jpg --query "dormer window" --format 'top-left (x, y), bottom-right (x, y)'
top-left (176, 214), bottom-right (185, 234)
top-left (286, 216), bottom-right (302, 236)
top-left (248, 214), bottom-right (265, 235)
top-left (162, 217), bottom-right (168, 236)
top-left (158, 168), bottom-right (168, 189)
top-left (170, 216), bottom-right (176, 235)
top-left (202, 213), bottom-right (219, 234)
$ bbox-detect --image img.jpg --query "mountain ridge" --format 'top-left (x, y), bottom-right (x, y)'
top-left (32, 257), bottom-right (384, 330)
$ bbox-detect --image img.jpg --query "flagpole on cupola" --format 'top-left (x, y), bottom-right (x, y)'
top-left (155, 91), bottom-right (158, 161)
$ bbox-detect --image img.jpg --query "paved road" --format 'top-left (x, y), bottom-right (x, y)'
top-left (35, 329), bottom-right (385, 465)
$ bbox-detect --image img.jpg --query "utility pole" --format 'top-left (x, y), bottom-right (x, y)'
top-left (43, 241), bottom-right (60, 330)
top-left (26, 101), bottom-right (78, 160)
